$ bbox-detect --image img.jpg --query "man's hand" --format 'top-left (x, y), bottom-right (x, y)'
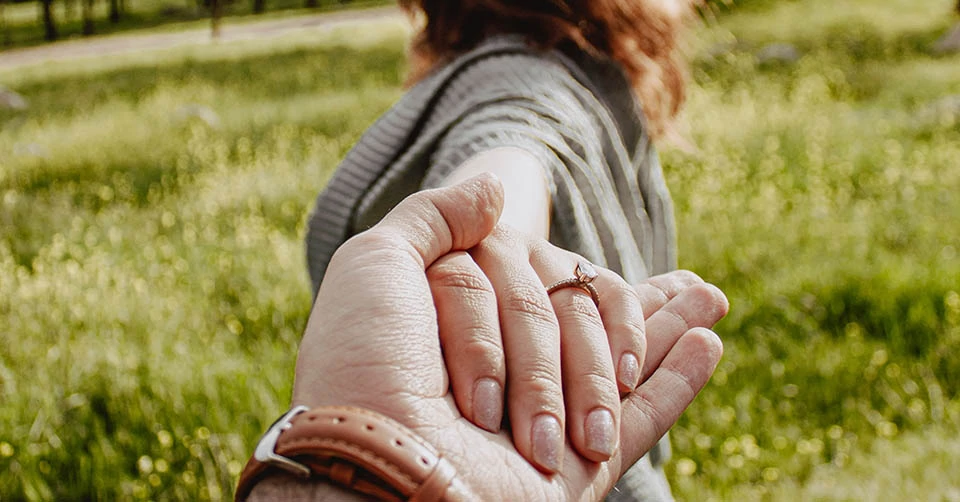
top-left (250, 174), bottom-right (725, 500)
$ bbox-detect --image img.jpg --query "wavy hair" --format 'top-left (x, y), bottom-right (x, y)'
top-left (397, 0), bottom-right (697, 140)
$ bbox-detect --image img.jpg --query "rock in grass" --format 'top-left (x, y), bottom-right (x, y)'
top-left (933, 22), bottom-right (960, 54)
top-left (0, 86), bottom-right (29, 111)
top-left (756, 43), bottom-right (801, 64)
top-left (173, 104), bottom-right (222, 130)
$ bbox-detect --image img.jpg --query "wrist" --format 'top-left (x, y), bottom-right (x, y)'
top-left (247, 473), bottom-right (370, 502)
top-left (236, 406), bottom-right (459, 501)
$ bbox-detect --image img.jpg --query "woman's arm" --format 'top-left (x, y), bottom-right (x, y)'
top-left (438, 147), bottom-right (551, 238)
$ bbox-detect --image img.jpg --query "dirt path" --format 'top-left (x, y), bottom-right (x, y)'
top-left (0, 5), bottom-right (403, 71)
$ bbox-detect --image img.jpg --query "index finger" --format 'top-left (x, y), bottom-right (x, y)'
top-left (618, 328), bottom-right (723, 472)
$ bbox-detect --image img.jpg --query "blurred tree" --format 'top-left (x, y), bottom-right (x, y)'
top-left (0, 0), bottom-right (7, 46)
top-left (253, 0), bottom-right (265, 14)
top-left (109, 0), bottom-right (121, 23)
top-left (210, 0), bottom-right (222, 38)
top-left (40, 0), bottom-right (58, 40)
top-left (82, 0), bottom-right (95, 34)
top-left (305, 0), bottom-right (317, 8)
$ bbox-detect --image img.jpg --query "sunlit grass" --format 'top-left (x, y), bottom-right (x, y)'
top-left (0, 0), bottom-right (395, 48)
top-left (1, 0), bottom-right (959, 500)
top-left (1, 20), bottom-right (407, 500)
top-left (662, 0), bottom-right (960, 499)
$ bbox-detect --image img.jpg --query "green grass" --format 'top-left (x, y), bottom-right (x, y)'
top-left (663, 0), bottom-right (960, 498)
top-left (1, 0), bottom-right (959, 499)
top-left (0, 0), bottom-right (392, 49)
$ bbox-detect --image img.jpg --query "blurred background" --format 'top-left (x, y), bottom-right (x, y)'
top-left (1, 0), bottom-right (959, 500)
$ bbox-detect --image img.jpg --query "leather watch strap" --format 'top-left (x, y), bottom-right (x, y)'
top-left (235, 406), bottom-right (457, 502)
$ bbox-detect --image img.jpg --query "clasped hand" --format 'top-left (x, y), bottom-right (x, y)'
top-left (255, 174), bottom-right (727, 501)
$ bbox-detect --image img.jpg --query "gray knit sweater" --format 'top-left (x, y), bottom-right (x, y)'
top-left (305, 35), bottom-right (678, 501)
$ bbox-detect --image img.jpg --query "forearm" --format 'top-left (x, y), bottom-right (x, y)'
top-left (439, 147), bottom-right (551, 239)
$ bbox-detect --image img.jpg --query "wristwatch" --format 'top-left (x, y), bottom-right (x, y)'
top-left (235, 406), bottom-right (458, 502)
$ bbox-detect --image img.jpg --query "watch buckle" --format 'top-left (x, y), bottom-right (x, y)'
top-left (254, 405), bottom-right (311, 478)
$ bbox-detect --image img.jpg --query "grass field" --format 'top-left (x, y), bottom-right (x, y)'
top-left (0, 0), bottom-right (392, 49)
top-left (1, 0), bottom-right (959, 500)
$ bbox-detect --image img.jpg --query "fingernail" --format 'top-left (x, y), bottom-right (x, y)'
top-left (618, 353), bottom-right (640, 390)
top-left (473, 378), bottom-right (503, 433)
top-left (585, 408), bottom-right (617, 458)
top-left (531, 414), bottom-right (562, 472)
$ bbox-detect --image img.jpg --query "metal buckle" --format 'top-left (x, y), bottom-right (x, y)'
top-left (254, 405), bottom-right (311, 478)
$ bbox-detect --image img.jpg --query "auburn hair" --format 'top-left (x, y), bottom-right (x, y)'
top-left (397, 0), bottom-right (697, 141)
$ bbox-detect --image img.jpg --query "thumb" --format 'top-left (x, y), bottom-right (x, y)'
top-left (294, 174), bottom-right (504, 408)
top-left (618, 328), bottom-right (723, 471)
top-left (372, 172), bottom-right (505, 270)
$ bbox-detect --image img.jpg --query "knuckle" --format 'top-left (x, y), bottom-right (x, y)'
top-left (576, 370), bottom-right (620, 399)
top-left (646, 270), bottom-right (706, 302)
top-left (514, 366), bottom-right (563, 397)
top-left (603, 276), bottom-right (642, 304)
top-left (670, 269), bottom-right (704, 285)
top-left (576, 365), bottom-right (617, 393)
top-left (338, 231), bottom-right (418, 266)
top-left (686, 283), bottom-right (729, 315)
top-left (400, 191), bottom-right (448, 233)
top-left (471, 230), bottom-right (523, 264)
top-left (553, 293), bottom-right (603, 328)
top-left (428, 263), bottom-right (493, 295)
top-left (487, 226), bottom-right (521, 249)
top-left (404, 189), bottom-right (433, 206)
top-left (663, 307), bottom-right (692, 332)
top-left (344, 229), bottom-right (406, 253)
top-left (606, 316), bottom-right (646, 342)
top-left (491, 224), bottom-right (521, 242)
top-left (457, 336), bottom-right (505, 373)
top-left (627, 391), bottom-right (672, 438)
top-left (660, 366), bottom-right (698, 400)
top-left (500, 284), bottom-right (557, 326)
top-left (636, 281), bottom-right (670, 305)
top-left (667, 286), bottom-right (725, 326)
top-left (527, 239), bottom-right (556, 264)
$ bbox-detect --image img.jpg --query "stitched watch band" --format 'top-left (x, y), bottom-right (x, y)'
top-left (235, 406), bottom-right (458, 502)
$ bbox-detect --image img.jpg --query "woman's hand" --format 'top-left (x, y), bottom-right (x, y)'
top-left (427, 230), bottom-right (728, 472)
top-left (427, 226), bottom-right (653, 470)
